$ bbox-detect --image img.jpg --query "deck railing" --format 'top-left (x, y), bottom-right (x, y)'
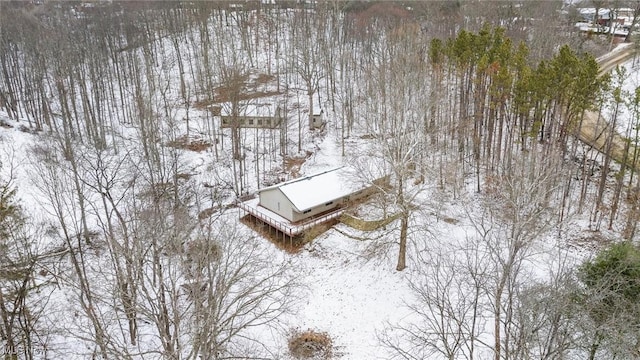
top-left (238, 201), bottom-right (345, 236)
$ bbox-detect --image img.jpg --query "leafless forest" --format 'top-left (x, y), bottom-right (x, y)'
top-left (2, 1), bottom-right (640, 359)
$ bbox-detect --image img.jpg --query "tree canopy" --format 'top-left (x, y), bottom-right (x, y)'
top-left (579, 241), bottom-right (640, 358)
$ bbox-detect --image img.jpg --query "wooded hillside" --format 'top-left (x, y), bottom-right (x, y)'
top-left (1, 1), bottom-right (640, 359)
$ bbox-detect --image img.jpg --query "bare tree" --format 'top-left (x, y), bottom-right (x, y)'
top-left (508, 252), bottom-right (579, 360)
top-left (351, 21), bottom-right (432, 272)
top-left (385, 146), bottom-right (572, 360)
top-left (381, 246), bottom-right (487, 360)
top-left (126, 168), bottom-right (296, 359)
top-left (76, 146), bottom-right (141, 347)
top-left (29, 140), bottom-right (116, 359)
top-left (467, 147), bottom-right (566, 360)
top-left (292, 11), bottom-right (325, 134)
top-left (182, 216), bottom-right (296, 359)
top-left (624, 0), bottom-right (640, 42)
top-left (0, 154), bottom-right (55, 360)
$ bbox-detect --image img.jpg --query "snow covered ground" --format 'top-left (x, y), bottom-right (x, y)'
top-left (0, 60), bottom-right (630, 360)
top-left (1, 8), bottom-right (638, 359)
top-left (286, 233), bottom-right (413, 359)
top-left (0, 108), bottom-right (413, 359)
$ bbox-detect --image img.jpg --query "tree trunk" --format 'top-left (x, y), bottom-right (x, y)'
top-left (396, 214), bottom-right (408, 271)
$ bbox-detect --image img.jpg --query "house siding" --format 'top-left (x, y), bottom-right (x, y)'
top-left (220, 115), bottom-right (282, 129)
top-left (290, 197), bottom-right (345, 223)
top-left (258, 188), bottom-right (294, 221)
top-left (289, 187), bottom-right (375, 223)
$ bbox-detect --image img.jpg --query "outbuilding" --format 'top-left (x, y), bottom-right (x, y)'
top-left (310, 109), bottom-right (325, 129)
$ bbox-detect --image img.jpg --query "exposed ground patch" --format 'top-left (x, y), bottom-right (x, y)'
top-left (194, 72), bottom-right (282, 109)
top-left (240, 214), bottom-right (338, 254)
top-left (284, 151), bottom-right (313, 178)
top-left (166, 135), bottom-right (212, 152)
top-left (288, 329), bottom-right (335, 359)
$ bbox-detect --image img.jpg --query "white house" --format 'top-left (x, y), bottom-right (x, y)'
top-left (256, 167), bottom-right (371, 223)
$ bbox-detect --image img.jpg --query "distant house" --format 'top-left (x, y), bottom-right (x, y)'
top-left (220, 103), bottom-right (283, 129)
top-left (260, 0), bottom-right (278, 8)
top-left (310, 109), bottom-right (325, 129)
top-left (578, 7), bottom-right (634, 27)
top-left (238, 167), bottom-right (385, 237)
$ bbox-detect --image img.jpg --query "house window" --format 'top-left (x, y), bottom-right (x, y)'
top-left (303, 209), bottom-right (311, 214)
top-left (325, 201), bottom-right (333, 206)
top-left (248, 118), bottom-right (254, 125)
top-left (222, 119), bottom-right (229, 125)
top-left (257, 119), bottom-right (263, 126)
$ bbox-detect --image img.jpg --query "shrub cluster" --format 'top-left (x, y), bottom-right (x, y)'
top-left (288, 329), bottom-right (333, 359)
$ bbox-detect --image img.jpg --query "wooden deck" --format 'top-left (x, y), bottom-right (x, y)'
top-left (237, 198), bottom-right (346, 237)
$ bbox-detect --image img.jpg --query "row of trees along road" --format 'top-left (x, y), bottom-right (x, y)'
top-left (0, 0), bottom-right (640, 358)
top-left (357, 23), bottom-right (610, 271)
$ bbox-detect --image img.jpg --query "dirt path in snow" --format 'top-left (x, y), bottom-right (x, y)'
top-left (577, 45), bottom-right (638, 168)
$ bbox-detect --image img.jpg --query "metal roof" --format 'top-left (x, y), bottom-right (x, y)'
top-left (258, 167), bottom-right (368, 212)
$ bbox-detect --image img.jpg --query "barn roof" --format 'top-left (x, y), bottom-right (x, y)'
top-left (258, 167), bottom-right (368, 212)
